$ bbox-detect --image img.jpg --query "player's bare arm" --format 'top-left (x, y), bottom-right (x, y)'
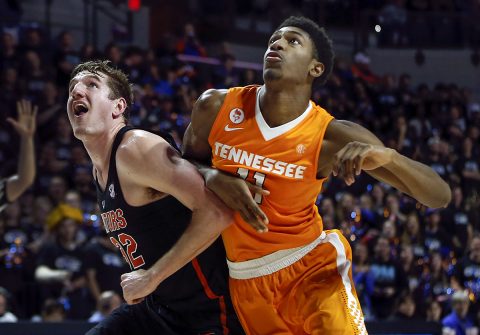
top-left (318, 119), bottom-right (451, 208)
top-left (5, 100), bottom-right (37, 202)
top-left (183, 89), bottom-right (270, 233)
top-left (115, 129), bottom-right (233, 304)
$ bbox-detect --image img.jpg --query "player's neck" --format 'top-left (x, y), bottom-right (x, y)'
top-left (83, 123), bottom-right (125, 183)
top-left (259, 84), bottom-right (311, 127)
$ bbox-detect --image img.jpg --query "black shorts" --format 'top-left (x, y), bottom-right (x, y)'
top-left (85, 295), bottom-right (245, 335)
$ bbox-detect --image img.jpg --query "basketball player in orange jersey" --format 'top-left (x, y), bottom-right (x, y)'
top-left (182, 16), bottom-right (451, 334)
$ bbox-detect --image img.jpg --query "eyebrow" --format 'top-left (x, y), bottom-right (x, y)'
top-left (269, 29), bottom-right (307, 41)
top-left (69, 74), bottom-right (102, 92)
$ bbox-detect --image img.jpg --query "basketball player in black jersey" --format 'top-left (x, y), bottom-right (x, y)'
top-left (67, 60), bottom-right (244, 335)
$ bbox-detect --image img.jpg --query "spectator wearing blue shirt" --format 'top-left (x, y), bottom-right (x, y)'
top-left (442, 290), bottom-right (477, 335)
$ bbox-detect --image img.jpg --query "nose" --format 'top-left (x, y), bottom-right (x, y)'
top-left (270, 37), bottom-right (286, 51)
top-left (70, 82), bottom-right (86, 99)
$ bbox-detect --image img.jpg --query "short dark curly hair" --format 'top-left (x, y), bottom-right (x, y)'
top-left (277, 16), bottom-right (335, 86)
top-left (70, 60), bottom-right (133, 120)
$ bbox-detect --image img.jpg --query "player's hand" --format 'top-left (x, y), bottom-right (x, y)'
top-left (204, 169), bottom-right (270, 233)
top-left (7, 100), bottom-right (37, 138)
top-left (120, 269), bottom-right (158, 305)
top-left (332, 141), bottom-right (394, 186)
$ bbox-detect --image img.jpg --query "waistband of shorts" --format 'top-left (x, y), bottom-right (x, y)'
top-left (227, 231), bottom-right (326, 279)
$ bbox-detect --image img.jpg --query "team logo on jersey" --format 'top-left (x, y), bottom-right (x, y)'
top-left (229, 108), bottom-right (245, 124)
top-left (108, 184), bottom-right (115, 198)
top-left (296, 144), bottom-right (306, 155)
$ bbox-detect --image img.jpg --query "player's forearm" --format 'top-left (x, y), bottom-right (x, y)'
top-left (376, 150), bottom-right (451, 208)
top-left (7, 135), bottom-right (35, 201)
top-left (148, 203), bottom-right (232, 285)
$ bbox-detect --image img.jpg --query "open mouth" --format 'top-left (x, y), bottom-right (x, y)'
top-left (73, 103), bottom-right (89, 116)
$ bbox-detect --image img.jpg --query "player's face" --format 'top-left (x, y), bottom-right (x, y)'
top-left (263, 27), bottom-right (322, 85)
top-left (67, 71), bottom-right (120, 139)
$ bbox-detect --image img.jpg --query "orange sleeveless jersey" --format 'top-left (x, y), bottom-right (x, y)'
top-left (208, 85), bottom-right (334, 262)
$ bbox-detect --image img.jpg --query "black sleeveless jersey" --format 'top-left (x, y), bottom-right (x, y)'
top-left (94, 126), bottom-right (233, 315)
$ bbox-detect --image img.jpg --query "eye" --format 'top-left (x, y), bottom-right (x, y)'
top-left (88, 82), bottom-right (98, 88)
top-left (268, 36), bottom-right (279, 46)
top-left (290, 38), bottom-right (300, 45)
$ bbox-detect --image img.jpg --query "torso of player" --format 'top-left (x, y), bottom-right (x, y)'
top-left (208, 85), bottom-right (334, 262)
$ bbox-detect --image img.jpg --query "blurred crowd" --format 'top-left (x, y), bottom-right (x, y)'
top-left (0, 18), bottom-right (480, 331)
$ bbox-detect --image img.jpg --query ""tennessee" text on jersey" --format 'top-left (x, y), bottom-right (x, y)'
top-left (214, 142), bottom-right (306, 179)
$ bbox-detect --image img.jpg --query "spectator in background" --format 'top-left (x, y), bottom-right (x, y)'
top-left (31, 298), bottom-right (66, 322)
top-left (84, 231), bottom-right (129, 302)
top-left (452, 234), bottom-right (480, 313)
top-left (389, 292), bottom-right (418, 320)
top-left (443, 186), bottom-right (473, 257)
top-left (399, 244), bottom-right (422, 293)
top-left (88, 291), bottom-right (122, 323)
top-left (401, 212), bottom-right (426, 260)
top-left (370, 235), bottom-right (408, 319)
top-left (36, 81), bottom-right (63, 143)
top-left (46, 176), bottom-right (68, 206)
top-left (424, 209), bottom-right (451, 255)
top-left (22, 50), bottom-right (52, 102)
top-left (418, 251), bottom-right (450, 304)
top-left (175, 23), bottom-right (207, 57)
top-left (1, 99), bottom-right (36, 213)
top-left (212, 54), bottom-right (241, 88)
top-left (425, 298), bottom-right (443, 322)
top-left (351, 51), bottom-right (380, 85)
top-left (442, 290), bottom-right (477, 335)
top-left (121, 47), bottom-right (145, 84)
top-left (19, 27), bottom-right (50, 64)
top-left (53, 31), bottom-right (79, 89)
top-left (378, 0), bottom-right (408, 46)
top-left (456, 137), bottom-right (480, 198)
top-left (104, 43), bottom-right (122, 68)
top-left (80, 44), bottom-right (100, 62)
top-left (352, 242), bottom-right (375, 320)
top-left (34, 204), bottom-right (92, 319)
top-left (0, 31), bottom-right (18, 71)
top-left (0, 287), bottom-right (17, 322)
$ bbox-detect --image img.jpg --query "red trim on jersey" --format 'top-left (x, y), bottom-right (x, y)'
top-left (191, 258), bottom-right (229, 335)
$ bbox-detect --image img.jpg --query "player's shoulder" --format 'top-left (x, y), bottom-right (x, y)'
top-left (325, 119), bottom-right (363, 138)
top-left (117, 129), bottom-right (171, 163)
top-left (194, 88), bottom-right (228, 116)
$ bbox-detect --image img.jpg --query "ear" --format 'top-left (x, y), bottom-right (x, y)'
top-left (112, 98), bottom-right (127, 119)
top-left (310, 60), bottom-right (324, 79)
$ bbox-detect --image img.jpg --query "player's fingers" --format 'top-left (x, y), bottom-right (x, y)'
top-left (332, 145), bottom-right (348, 177)
top-left (239, 207), bottom-right (267, 233)
top-left (354, 150), bottom-right (368, 176)
top-left (248, 201), bottom-right (269, 225)
top-left (345, 146), bottom-right (364, 184)
top-left (245, 182), bottom-right (270, 195)
top-left (243, 197), bottom-right (268, 225)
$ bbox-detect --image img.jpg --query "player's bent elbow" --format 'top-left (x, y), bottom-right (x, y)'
top-left (425, 183), bottom-right (452, 209)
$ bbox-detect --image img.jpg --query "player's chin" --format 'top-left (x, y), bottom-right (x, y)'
top-left (263, 68), bottom-right (282, 82)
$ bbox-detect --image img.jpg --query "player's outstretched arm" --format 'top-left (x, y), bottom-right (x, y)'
top-left (117, 130), bottom-right (233, 304)
top-left (5, 100), bottom-right (37, 202)
top-left (319, 120), bottom-right (451, 209)
top-left (182, 89), bottom-right (269, 232)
